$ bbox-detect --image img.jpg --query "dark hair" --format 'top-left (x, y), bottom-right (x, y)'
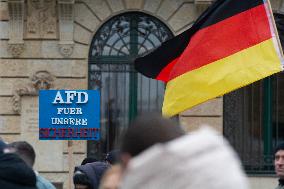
top-left (73, 170), bottom-right (92, 189)
top-left (81, 157), bottom-right (98, 165)
top-left (121, 113), bottom-right (184, 157)
top-left (105, 150), bottom-right (120, 164)
top-left (275, 142), bottom-right (284, 155)
top-left (8, 141), bottom-right (36, 167)
top-left (0, 140), bottom-right (7, 154)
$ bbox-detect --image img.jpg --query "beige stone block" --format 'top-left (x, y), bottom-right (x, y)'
top-left (74, 24), bottom-right (93, 45)
top-left (70, 61), bottom-right (88, 78)
top-left (20, 96), bottom-right (64, 172)
top-left (124, 0), bottom-right (144, 9)
top-left (0, 97), bottom-right (14, 115)
top-left (41, 41), bottom-right (88, 59)
top-left (0, 21), bottom-right (8, 39)
top-left (75, 3), bottom-right (100, 32)
top-left (0, 59), bottom-right (27, 76)
top-left (0, 2), bottom-right (9, 20)
top-left (143, 0), bottom-right (162, 13)
top-left (63, 140), bottom-right (87, 153)
top-left (84, 0), bottom-right (112, 20)
top-left (157, 0), bottom-right (184, 20)
top-left (31, 140), bottom-right (64, 172)
top-left (271, 0), bottom-right (282, 11)
top-left (0, 40), bottom-right (89, 59)
top-left (0, 115), bottom-right (21, 134)
top-left (0, 78), bottom-right (87, 96)
top-left (106, 0), bottom-right (124, 12)
top-left (249, 176), bottom-right (278, 189)
top-left (181, 98), bottom-right (223, 116)
top-left (179, 116), bottom-right (223, 133)
top-left (168, 3), bottom-right (197, 32)
top-left (38, 172), bottom-right (68, 189)
top-left (54, 78), bottom-right (88, 90)
top-left (0, 134), bottom-right (20, 143)
top-left (0, 59), bottom-right (87, 78)
top-left (63, 153), bottom-right (86, 172)
top-left (0, 78), bottom-right (28, 96)
top-left (175, 25), bottom-right (192, 35)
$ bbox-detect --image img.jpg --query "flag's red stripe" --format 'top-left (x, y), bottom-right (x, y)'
top-left (156, 58), bottom-right (178, 81)
top-left (164, 4), bottom-right (271, 81)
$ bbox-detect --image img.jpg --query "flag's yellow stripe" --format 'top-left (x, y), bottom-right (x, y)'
top-left (163, 39), bottom-right (282, 117)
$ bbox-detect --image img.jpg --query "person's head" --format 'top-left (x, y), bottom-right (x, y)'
top-left (120, 113), bottom-right (184, 168)
top-left (81, 157), bottom-right (98, 165)
top-left (73, 170), bottom-right (92, 189)
top-left (7, 141), bottom-right (35, 167)
top-left (99, 165), bottom-right (122, 189)
top-left (74, 161), bottom-right (110, 189)
top-left (105, 150), bottom-right (120, 165)
top-left (120, 127), bottom-right (249, 189)
top-left (274, 143), bottom-right (284, 179)
top-left (0, 139), bottom-right (7, 154)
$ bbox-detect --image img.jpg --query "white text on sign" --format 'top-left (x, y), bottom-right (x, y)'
top-left (52, 91), bottom-right (88, 104)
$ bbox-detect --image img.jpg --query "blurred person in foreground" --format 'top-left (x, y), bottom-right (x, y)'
top-left (99, 164), bottom-right (122, 189)
top-left (120, 113), bottom-right (184, 169)
top-left (73, 161), bottom-right (110, 189)
top-left (120, 127), bottom-right (250, 189)
top-left (0, 140), bottom-right (37, 189)
top-left (274, 143), bottom-right (284, 189)
top-left (7, 141), bottom-right (56, 189)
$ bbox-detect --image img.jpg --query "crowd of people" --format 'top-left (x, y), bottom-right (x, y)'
top-left (0, 113), bottom-right (284, 189)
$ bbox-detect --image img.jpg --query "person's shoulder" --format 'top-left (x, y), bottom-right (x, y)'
top-left (275, 185), bottom-right (284, 189)
top-left (36, 174), bottom-right (56, 189)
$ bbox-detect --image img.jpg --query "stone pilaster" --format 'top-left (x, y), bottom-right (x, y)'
top-left (8, 0), bottom-right (25, 57)
top-left (58, 0), bottom-right (75, 57)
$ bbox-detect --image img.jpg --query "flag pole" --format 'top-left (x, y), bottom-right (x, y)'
top-left (68, 140), bottom-right (74, 189)
top-left (266, 0), bottom-right (284, 58)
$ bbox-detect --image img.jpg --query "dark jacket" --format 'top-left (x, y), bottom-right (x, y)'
top-left (0, 140), bottom-right (7, 154)
top-left (0, 153), bottom-right (37, 189)
top-left (75, 161), bottom-right (109, 189)
top-left (275, 179), bottom-right (284, 189)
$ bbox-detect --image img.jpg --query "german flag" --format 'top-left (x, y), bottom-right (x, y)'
top-left (135, 0), bottom-right (284, 117)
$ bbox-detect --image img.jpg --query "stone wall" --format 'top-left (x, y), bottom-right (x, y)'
top-left (0, 0), bottom-right (87, 188)
top-left (1, 0), bottom-right (284, 188)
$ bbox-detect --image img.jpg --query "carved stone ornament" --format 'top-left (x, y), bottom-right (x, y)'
top-left (8, 43), bottom-right (25, 57)
top-left (58, 0), bottom-right (75, 56)
top-left (26, 0), bottom-right (57, 39)
top-left (12, 71), bottom-right (55, 114)
top-left (58, 44), bottom-right (74, 57)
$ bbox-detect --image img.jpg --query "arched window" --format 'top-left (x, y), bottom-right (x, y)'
top-left (88, 12), bottom-right (173, 158)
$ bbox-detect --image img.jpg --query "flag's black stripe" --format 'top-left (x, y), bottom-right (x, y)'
top-left (135, 0), bottom-right (264, 79)
top-left (196, 0), bottom-right (263, 29)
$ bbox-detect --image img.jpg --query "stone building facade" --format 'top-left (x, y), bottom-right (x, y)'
top-left (1, 0), bottom-right (284, 188)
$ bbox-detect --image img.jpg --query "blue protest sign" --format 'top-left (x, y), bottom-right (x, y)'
top-left (39, 90), bottom-right (100, 140)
